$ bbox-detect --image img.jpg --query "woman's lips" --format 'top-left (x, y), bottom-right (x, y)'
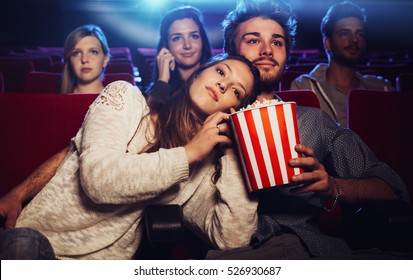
top-left (206, 86), bottom-right (218, 102)
top-left (180, 52), bottom-right (195, 58)
top-left (81, 68), bottom-right (92, 73)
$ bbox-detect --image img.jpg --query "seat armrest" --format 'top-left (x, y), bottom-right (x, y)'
top-left (144, 204), bottom-right (185, 248)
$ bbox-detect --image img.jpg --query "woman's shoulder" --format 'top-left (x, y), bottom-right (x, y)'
top-left (94, 81), bottom-right (147, 111)
top-left (102, 80), bottom-right (143, 98)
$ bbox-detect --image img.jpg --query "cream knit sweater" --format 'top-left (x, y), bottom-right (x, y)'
top-left (16, 81), bottom-right (258, 259)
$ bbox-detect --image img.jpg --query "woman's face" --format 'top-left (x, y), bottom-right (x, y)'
top-left (69, 35), bottom-right (109, 85)
top-left (167, 18), bottom-right (203, 69)
top-left (189, 59), bottom-right (255, 119)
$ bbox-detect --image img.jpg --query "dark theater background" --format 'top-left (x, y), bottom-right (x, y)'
top-left (1, 0), bottom-right (413, 54)
top-left (2, 0), bottom-right (413, 91)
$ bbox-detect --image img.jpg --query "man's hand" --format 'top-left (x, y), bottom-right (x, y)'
top-left (288, 144), bottom-right (335, 198)
top-left (0, 191), bottom-right (23, 229)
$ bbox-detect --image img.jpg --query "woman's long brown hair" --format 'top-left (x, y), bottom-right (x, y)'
top-left (145, 54), bottom-right (260, 153)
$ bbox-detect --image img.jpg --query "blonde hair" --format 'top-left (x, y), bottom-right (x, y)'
top-left (60, 25), bottom-right (110, 93)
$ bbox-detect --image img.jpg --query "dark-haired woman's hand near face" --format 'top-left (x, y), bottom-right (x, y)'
top-left (184, 112), bottom-right (232, 166)
top-left (157, 47), bottom-right (175, 83)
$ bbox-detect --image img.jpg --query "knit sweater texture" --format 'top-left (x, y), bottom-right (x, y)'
top-left (16, 81), bottom-right (258, 259)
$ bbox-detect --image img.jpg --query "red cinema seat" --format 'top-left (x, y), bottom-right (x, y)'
top-left (24, 71), bottom-right (61, 93)
top-left (347, 89), bottom-right (413, 203)
top-left (103, 73), bottom-right (135, 86)
top-left (276, 89), bottom-right (320, 108)
top-left (0, 92), bottom-right (98, 197)
top-left (0, 59), bottom-right (35, 92)
top-left (279, 70), bottom-right (307, 91)
top-left (106, 61), bottom-right (134, 76)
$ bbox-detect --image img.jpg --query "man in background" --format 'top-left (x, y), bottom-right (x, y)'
top-left (290, 1), bottom-right (394, 127)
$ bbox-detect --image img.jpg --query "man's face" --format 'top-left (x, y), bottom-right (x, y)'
top-left (325, 17), bottom-right (366, 67)
top-left (234, 17), bottom-right (287, 90)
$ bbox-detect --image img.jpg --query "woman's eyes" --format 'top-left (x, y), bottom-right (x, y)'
top-left (232, 88), bottom-right (240, 99)
top-left (216, 68), bottom-right (225, 76)
top-left (71, 49), bottom-right (99, 57)
top-left (215, 67), bottom-right (242, 99)
top-left (71, 50), bottom-right (80, 57)
top-left (171, 34), bottom-right (200, 42)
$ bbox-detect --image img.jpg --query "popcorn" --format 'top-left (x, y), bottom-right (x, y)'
top-left (230, 99), bottom-right (302, 192)
top-left (239, 98), bottom-right (284, 111)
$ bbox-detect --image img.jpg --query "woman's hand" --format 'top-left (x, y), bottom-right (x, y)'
top-left (219, 108), bottom-right (238, 155)
top-left (156, 47), bottom-right (175, 83)
top-left (184, 111), bottom-right (232, 165)
top-left (288, 144), bottom-right (335, 198)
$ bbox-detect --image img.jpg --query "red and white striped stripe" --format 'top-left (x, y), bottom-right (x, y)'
top-left (230, 102), bottom-right (302, 192)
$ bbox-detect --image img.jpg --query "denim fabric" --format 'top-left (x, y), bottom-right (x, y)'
top-left (0, 228), bottom-right (56, 260)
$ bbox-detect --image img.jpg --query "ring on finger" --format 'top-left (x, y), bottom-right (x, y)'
top-left (216, 124), bottom-right (221, 134)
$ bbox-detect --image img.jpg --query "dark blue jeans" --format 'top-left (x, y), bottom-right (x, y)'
top-left (0, 228), bottom-right (56, 259)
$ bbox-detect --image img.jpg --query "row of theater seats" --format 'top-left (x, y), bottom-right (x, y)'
top-left (1, 46), bottom-right (412, 93)
top-left (1, 66), bottom-right (411, 94)
top-left (23, 72), bottom-right (135, 93)
top-left (135, 47), bottom-right (413, 92)
top-left (0, 46), bottom-right (135, 93)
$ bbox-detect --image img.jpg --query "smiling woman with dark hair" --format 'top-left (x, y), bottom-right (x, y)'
top-left (145, 6), bottom-right (212, 100)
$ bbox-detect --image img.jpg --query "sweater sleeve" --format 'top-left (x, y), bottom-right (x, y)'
top-left (183, 155), bottom-right (258, 250)
top-left (75, 81), bottom-right (189, 204)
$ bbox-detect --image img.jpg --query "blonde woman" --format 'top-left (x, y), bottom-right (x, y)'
top-left (60, 24), bottom-right (110, 94)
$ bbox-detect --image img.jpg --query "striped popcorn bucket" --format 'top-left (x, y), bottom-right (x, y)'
top-left (230, 102), bottom-right (303, 192)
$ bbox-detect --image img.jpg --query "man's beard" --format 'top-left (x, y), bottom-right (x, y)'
top-left (331, 45), bottom-right (365, 68)
top-left (259, 70), bottom-right (283, 92)
top-left (252, 57), bottom-right (285, 92)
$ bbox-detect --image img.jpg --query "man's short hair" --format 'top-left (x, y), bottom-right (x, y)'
top-left (320, 1), bottom-right (366, 39)
top-left (222, 0), bottom-right (297, 61)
